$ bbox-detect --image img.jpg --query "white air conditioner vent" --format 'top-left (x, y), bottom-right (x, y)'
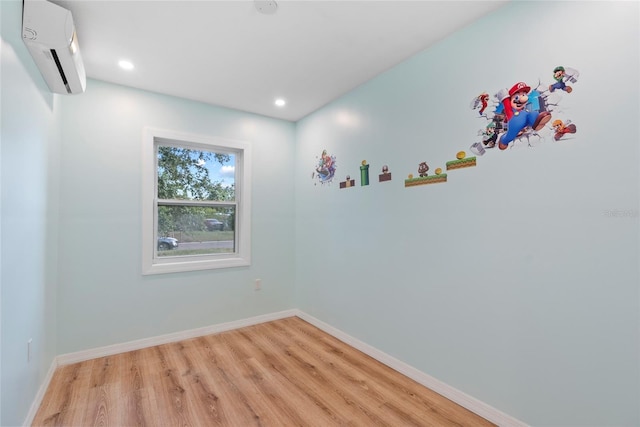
top-left (22, 0), bottom-right (86, 94)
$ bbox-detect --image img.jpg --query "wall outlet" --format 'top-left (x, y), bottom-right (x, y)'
top-left (27, 338), bottom-right (33, 362)
top-left (255, 279), bottom-right (262, 291)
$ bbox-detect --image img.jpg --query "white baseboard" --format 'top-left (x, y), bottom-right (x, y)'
top-left (294, 310), bottom-right (528, 427)
top-left (23, 357), bottom-right (58, 427)
top-left (56, 309), bottom-right (298, 366)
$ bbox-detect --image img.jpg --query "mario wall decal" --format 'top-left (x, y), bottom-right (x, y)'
top-left (312, 149), bottom-right (337, 186)
top-left (311, 65), bottom-right (582, 194)
top-left (469, 65), bottom-right (580, 156)
top-left (495, 82), bottom-right (552, 150)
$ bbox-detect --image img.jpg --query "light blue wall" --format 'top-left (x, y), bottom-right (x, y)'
top-left (295, 1), bottom-right (639, 426)
top-left (1, 0), bottom-right (61, 425)
top-left (56, 80), bottom-right (296, 354)
top-left (3, 0), bottom-right (639, 425)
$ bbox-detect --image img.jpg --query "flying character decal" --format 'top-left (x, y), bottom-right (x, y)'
top-left (470, 92), bottom-right (490, 116)
top-left (549, 66), bottom-right (579, 94)
top-left (495, 82), bottom-right (552, 150)
top-left (312, 149), bottom-right (337, 185)
top-left (552, 119), bottom-right (577, 141)
top-left (468, 66), bottom-right (580, 156)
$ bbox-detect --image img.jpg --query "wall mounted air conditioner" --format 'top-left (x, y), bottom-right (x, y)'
top-left (22, 0), bottom-right (86, 94)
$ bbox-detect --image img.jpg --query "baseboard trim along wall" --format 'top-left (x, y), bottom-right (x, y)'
top-left (23, 358), bottom-right (58, 427)
top-left (56, 309), bottom-right (299, 366)
top-left (294, 310), bottom-right (528, 427)
top-left (32, 308), bottom-right (527, 427)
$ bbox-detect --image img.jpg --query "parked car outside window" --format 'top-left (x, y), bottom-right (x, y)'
top-left (204, 218), bottom-right (224, 231)
top-left (158, 237), bottom-right (178, 250)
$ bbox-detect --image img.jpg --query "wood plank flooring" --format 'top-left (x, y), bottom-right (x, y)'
top-left (32, 317), bottom-right (495, 426)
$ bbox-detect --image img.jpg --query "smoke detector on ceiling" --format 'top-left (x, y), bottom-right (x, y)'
top-left (254, 0), bottom-right (278, 15)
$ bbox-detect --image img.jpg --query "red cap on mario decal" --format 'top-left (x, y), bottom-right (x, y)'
top-left (508, 82), bottom-right (530, 97)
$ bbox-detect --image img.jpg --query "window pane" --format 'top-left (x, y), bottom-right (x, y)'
top-left (157, 205), bottom-right (236, 257)
top-left (144, 129), bottom-right (250, 274)
top-left (157, 146), bottom-right (235, 201)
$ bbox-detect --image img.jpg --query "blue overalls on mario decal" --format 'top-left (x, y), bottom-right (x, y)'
top-left (495, 82), bottom-right (551, 150)
top-left (494, 90), bottom-right (542, 124)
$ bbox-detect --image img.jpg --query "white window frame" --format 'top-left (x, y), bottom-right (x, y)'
top-left (142, 127), bottom-right (251, 275)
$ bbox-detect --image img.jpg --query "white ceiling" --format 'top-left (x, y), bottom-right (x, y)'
top-left (52, 0), bottom-right (508, 122)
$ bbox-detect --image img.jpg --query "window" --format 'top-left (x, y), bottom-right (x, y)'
top-left (142, 128), bottom-right (251, 274)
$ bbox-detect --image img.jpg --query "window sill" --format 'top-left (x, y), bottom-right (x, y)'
top-left (143, 255), bottom-right (250, 275)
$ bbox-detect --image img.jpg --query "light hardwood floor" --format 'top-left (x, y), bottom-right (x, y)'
top-left (33, 317), bottom-right (495, 426)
